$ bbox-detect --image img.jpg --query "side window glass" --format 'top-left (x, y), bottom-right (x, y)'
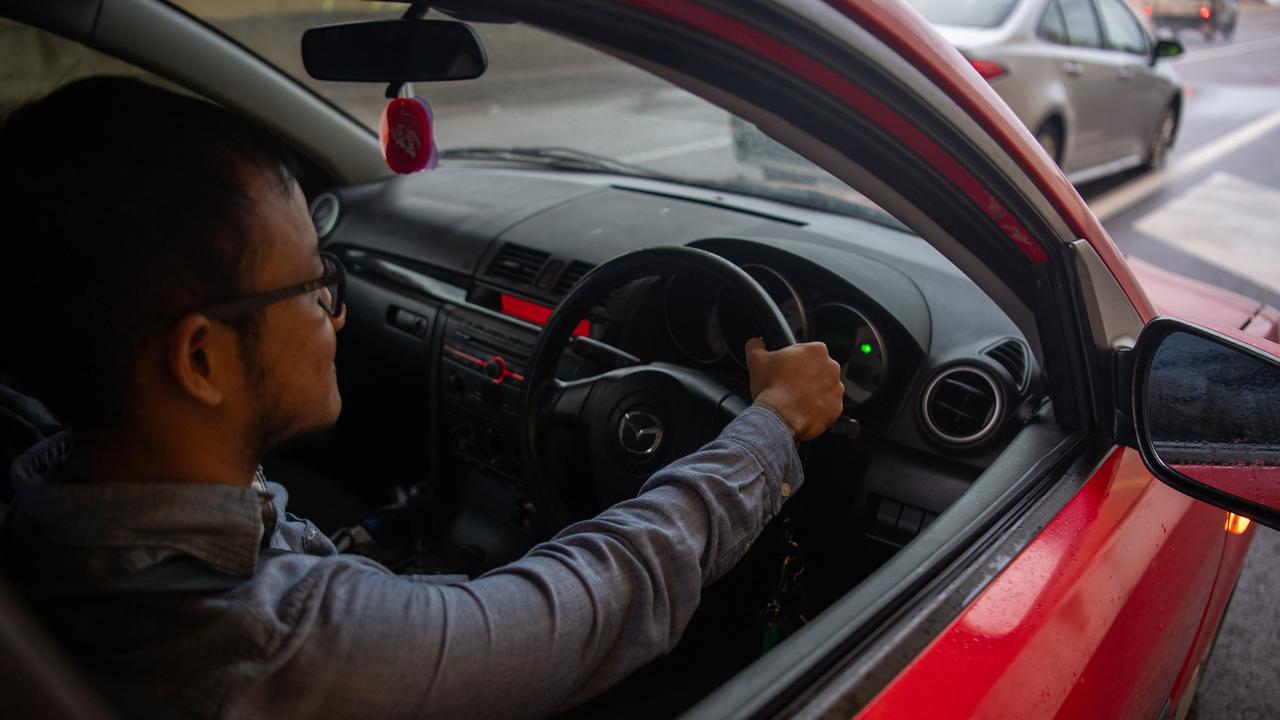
top-left (1059, 0), bottom-right (1102, 48)
top-left (0, 19), bottom-right (166, 119)
top-left (1038, 0), bottom-right (1070, 44)
top-left (1097, 0), bottom-right (1149, 55)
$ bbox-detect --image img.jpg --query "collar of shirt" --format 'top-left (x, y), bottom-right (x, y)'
top-left (8, 432), bottom-right (274, 577)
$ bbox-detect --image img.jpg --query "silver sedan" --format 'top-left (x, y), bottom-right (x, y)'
top-left (908, 0), bottom-right (1186, 183)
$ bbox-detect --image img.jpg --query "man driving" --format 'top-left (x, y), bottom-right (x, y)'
top-left (0, 77), bottom-right (844, 718)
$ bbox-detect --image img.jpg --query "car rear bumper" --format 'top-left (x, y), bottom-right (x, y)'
top-left (1152, 15), bottom-right (1217, 30)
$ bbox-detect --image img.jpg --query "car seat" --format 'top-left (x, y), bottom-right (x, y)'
top-left (0, 382), bottom-right (62, 508)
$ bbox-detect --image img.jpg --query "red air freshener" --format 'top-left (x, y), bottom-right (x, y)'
top-left (380, 96), bottom-right (439, 174)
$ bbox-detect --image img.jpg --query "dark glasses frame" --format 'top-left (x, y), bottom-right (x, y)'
top-left (196, 251), bottom-right (346, 321)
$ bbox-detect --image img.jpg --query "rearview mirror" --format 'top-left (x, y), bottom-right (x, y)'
top-left (302, 20), bottom-right (487, 82)
top-left (1132, 318), bottom-right (1280, 530)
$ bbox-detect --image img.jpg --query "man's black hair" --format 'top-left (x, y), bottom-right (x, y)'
top-left (0, 76), bottom-right (301, 429)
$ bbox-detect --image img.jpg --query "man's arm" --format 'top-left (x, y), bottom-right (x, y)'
top-left (230, 342), bottom-right (841, 719)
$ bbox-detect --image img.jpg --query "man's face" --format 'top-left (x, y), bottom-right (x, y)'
top-left (239, 168), bottom-right (345, 454)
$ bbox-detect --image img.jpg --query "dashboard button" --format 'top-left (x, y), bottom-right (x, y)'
top-left (447, 373), bottom-right (466, 398)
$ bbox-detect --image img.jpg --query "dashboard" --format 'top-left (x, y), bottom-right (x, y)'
top-left (315, 165), bottom-right (1044, 570)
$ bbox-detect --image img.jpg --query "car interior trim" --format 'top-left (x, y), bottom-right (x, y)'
top-left (342, 250), bottom-right (547, 338)
top-left (81, 0), bottom-right (386, 184)
top-left (1, 0), bottom-right (102, 39)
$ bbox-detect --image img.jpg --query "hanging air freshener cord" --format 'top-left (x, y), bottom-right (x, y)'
top-left (378, 3), bottom-right (439, 175)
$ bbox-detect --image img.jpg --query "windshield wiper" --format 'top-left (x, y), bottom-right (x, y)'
top-left (440, 146), bottom-right (670, 179)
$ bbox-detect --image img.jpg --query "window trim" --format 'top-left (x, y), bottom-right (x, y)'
top-left (1036, 0), bottom-right (1071, 45)
top-left (1095, 0), bottom-right (1151, 56)
top-left (1058, 0), bottom-right (1105, 49)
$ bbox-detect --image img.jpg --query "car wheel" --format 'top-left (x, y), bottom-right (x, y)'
top-left (1222, 18), bottom-right (1236, 41)
top-left (1144, 106), bottom-right (1177, 171)
top-left (1035, 123), bottom-right (1062, 167)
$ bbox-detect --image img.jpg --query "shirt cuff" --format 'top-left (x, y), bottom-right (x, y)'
top-left (718, 405), bottom-right (805, 500)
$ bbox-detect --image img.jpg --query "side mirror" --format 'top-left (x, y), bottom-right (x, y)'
top-left (302, 20), bottom-right (487, 83)
top-left (1152, 38), bottom-right (1184, 63)
top-left (1131, 318), bottom-right (1280, 530)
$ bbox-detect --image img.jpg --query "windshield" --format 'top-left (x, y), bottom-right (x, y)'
top-left (903, 0), bottom-right (1020, 28)
top-left (173, 0), bottom-right (900, 227)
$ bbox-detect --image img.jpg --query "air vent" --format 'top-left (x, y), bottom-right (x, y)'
top-left (554, 260), bottom-right (595, 295)
top-left (309, 192), bottom-right (340, 239)
top-left (921, 366), bottom-right (1003, 446)
top-left (985, 339), bottom-right (1028, 391)
top-left (487, 243), bottom-right (549, 285)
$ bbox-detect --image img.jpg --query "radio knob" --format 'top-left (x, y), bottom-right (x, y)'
top-left (485, 356), bottom-right (507, 382)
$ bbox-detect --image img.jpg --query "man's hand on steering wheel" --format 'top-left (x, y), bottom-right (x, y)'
top-left (746, 338), bottom-right (845, 441)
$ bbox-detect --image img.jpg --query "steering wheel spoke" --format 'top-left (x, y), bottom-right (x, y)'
top-left (569, 336), bottom-right (641, 370)
top-left (543, 377), bottom-right (596, 427)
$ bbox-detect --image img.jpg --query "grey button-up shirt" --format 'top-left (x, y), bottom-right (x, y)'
top-left (4, 406), bottom-right (801, 719)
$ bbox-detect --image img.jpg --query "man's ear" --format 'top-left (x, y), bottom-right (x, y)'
top-left (167, 314), bottom-right (227, 407)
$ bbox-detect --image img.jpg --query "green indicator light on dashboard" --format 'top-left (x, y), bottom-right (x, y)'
top-left (860, 342), bottom-right (873, 355)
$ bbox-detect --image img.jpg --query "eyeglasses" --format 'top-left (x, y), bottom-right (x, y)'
top-left (196, 251), bottom-right (346, 321)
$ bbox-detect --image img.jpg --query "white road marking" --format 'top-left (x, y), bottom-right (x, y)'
top-left (1134, 172), bottom-right (1280, 294)
top-left (619, 136), bottom-right (732, 164)
top-left (1088, 108), bottom-right (1280, 221)
top-left (1173, 35), bottom-right (1280, 65)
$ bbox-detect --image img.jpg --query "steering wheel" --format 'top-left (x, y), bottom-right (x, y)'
top-left (519, 246), bottom-right (795, 533)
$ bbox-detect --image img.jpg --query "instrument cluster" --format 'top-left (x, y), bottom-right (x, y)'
top-left (662, 262), bottom-right (889, 407)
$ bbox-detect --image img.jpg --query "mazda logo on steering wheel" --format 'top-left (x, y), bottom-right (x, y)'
top-left (618, 411), bottom-right (664, 457)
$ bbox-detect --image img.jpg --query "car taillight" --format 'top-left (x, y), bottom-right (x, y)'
top-left (1142, 4), bottom-right (1152, 15)
top-left (969, 59), bottom-right (1005, 80)
top-left (1200, 5), bottom-right (1211, 18)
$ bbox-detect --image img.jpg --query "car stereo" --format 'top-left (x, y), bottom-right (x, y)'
top-left (439, 309), bottom-right (535, 481)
